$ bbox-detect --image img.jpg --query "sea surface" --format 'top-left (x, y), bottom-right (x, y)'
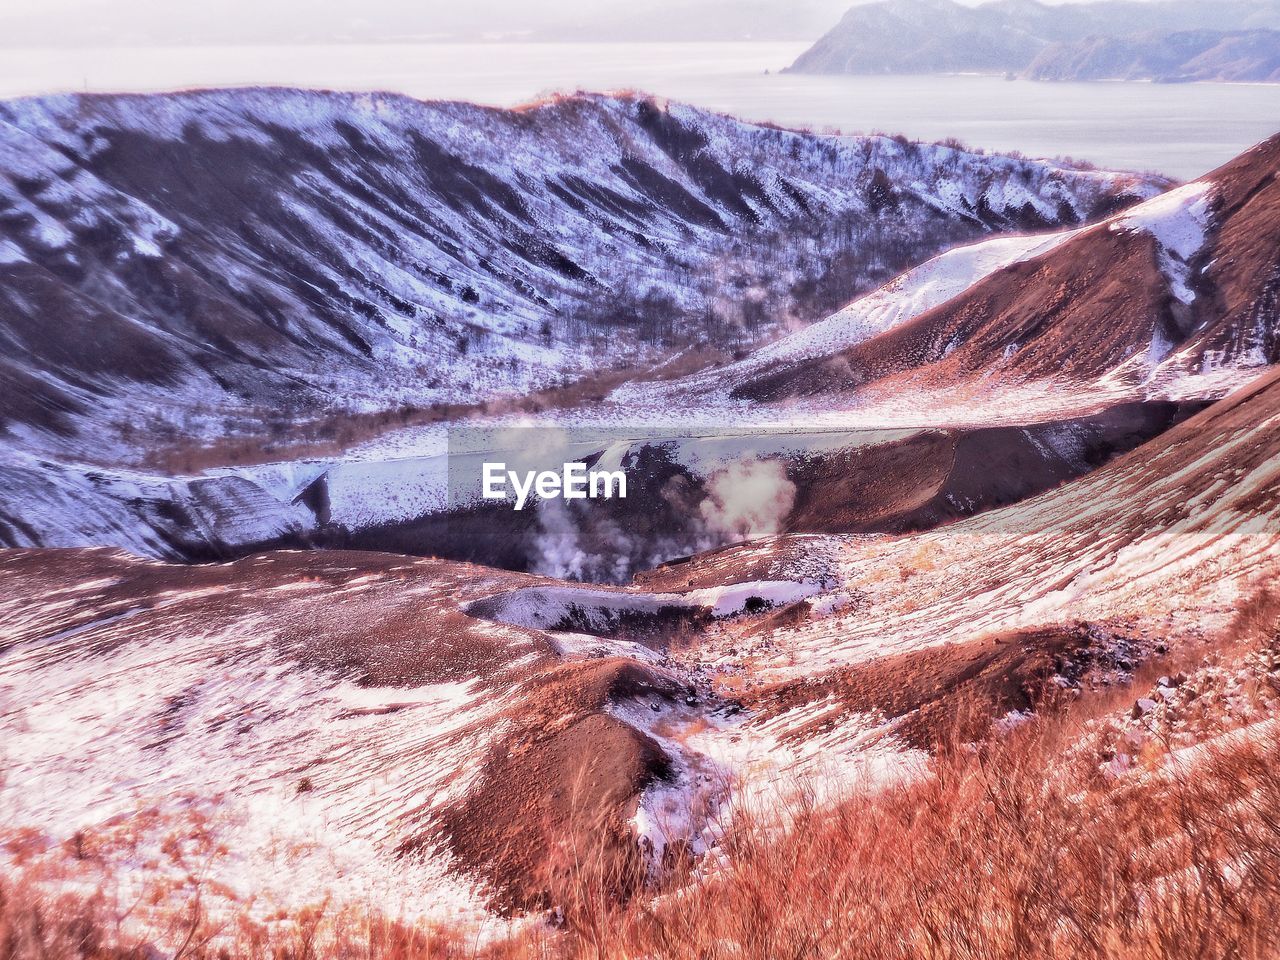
top-left (4, 41), bottom-right (1279, 179)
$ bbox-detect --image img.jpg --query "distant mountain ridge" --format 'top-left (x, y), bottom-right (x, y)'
top-left (789, 0), bottom-right (1280, 82)
top-left (0, 0), bottom-right (851, 46)
top-left (1027, 28), bottom-right (1280, 83)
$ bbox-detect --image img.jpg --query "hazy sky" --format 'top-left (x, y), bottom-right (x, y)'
top-left (2, 0), bottom-right (1181, 47)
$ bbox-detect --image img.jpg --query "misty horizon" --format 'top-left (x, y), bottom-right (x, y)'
top-left (1, 0), bottom-right (1206, 48)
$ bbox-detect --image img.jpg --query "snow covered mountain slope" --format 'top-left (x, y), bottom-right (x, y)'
top-left (0, 88), bottom-right (1161, 461)
top-left (720, 131), bottom-right (1280, 405)
top-left (4, 366), bottom-right (1279, 929)
top-left (11, 124), bottom-right (1280, 566)
top-left (6, 84), bottom-right (1280, 951)
top-left (610, 226), bottom-right (1081, 404)
top-left (0, 452), bottom-right (317, 559)
top-left (0, 546), bottom-right (831, 922)
top-left (636, 364), bottom-right (1280, 757)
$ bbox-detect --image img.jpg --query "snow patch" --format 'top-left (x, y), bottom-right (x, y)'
top-left (1115, 180), bottom-right (1214, 305)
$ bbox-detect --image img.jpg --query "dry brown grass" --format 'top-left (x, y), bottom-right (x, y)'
top-left (7, 597), bottom-right (1280, 960)
top-left (0, 869), bottom-right (528, 960)
top-left (638, 724), bottom-right (1280, 959)
top-left (11, 714), bottom-right (1279, 960)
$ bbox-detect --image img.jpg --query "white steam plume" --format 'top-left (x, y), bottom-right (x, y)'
top-left (698, 457), bottom-right (796, 541)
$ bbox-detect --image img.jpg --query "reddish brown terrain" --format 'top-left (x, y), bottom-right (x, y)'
top-left (733, 133), bottom-right (1280, 403)
top-left (1, 98), bottom-right (1279, 959)
top-left (3, 363), bottom-right (1278, 938)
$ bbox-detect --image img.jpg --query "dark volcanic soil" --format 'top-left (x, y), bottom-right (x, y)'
top-left (310, 399), bottom-right (1204, 581)
top-left (747, 621), bottom-right (1160, 749)
top-left (422, 658), bottom-right (684, 913)
top-left (785, 400), bottom-right (1207, 535)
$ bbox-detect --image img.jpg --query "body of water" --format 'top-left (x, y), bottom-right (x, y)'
top-left (4, 41), bottom-right (1279, 179)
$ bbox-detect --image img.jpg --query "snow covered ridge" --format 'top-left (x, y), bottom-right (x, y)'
top-left (658, 129), bottom-right (1280, 407)
top-left (0, 88), bottom-right (1163, 461)
top-left (0, 550), bottom-right (535, 934)
top-left (612, 227), bottom-right (1084, 404)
